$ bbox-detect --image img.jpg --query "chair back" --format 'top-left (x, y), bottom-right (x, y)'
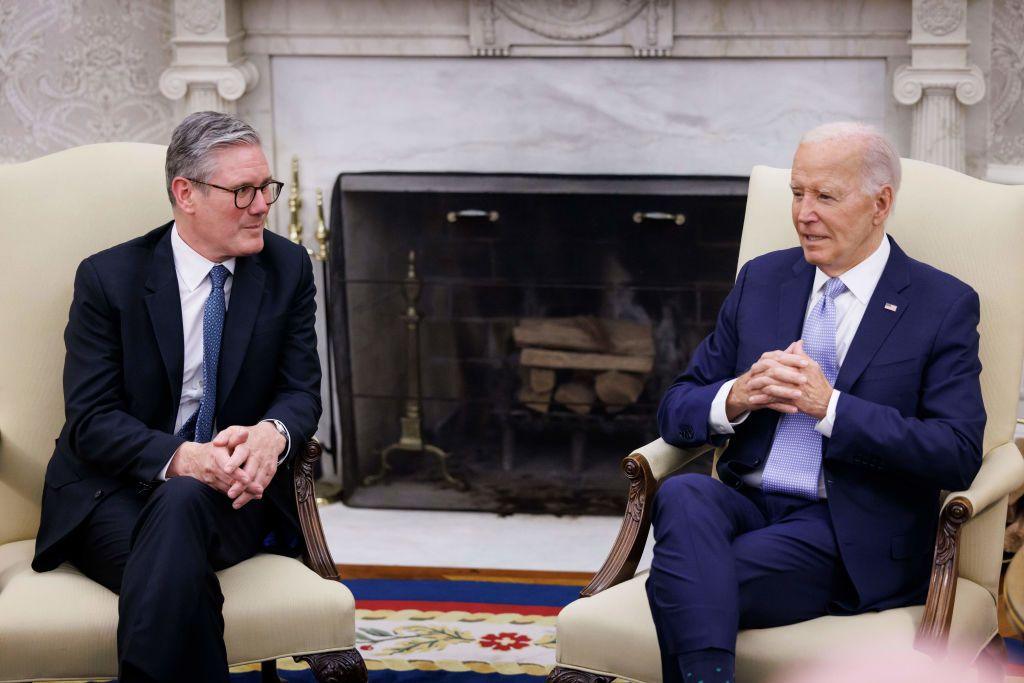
top-left (0, 143), bottom-right (170, 547)
top-left (737, 160), bottom-right (1024, 599)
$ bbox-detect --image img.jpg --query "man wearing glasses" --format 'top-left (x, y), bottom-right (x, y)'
top-left (31, 111), bottom-right (322, 682)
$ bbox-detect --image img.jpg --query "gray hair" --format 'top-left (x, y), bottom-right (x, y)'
top-left (800, 122), bottom-right (901, 198)
top-left (165, 111), bottom-right (261, 205)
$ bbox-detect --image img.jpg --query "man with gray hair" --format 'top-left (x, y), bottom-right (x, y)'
top-left (32, 111), bottom-right (322, 682)
top-left (650, 122), bottom-right (985, 682)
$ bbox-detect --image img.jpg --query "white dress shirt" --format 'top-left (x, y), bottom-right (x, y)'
top-left (158, 223), bottom-right (289, 479)
top-left (708, 234), bottom-right (892, 497)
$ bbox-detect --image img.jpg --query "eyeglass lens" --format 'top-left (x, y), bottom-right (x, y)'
top-left (235, 183), bottom-right (282, 208)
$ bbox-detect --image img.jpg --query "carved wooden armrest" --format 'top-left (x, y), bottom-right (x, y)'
top-left (293, 438), bottom-right (341, 581)
top-left (580, 439), bottom-right (714, 597)
top-left (916, 441), bottom-right (1024, 650)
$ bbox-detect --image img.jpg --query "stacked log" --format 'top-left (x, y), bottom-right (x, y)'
top-left (513, 316), bottom-right (652, 415)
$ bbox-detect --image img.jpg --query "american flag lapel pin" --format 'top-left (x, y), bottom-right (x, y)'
top-left (884, 302), bottom-right (898, 312)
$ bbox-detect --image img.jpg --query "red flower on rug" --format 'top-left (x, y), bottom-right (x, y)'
top-left (479, 632), bottom-right (531, 651)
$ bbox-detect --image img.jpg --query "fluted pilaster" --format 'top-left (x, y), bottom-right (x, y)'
top-left (893, 0), bottom-right (985, 172)
top-left (159, 0), bottom-right (258, 115)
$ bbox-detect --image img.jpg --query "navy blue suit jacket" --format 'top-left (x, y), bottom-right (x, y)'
top-left (33, 222), bottom-right (322, 572)
top-left (657, 239), bottom-right (985, 612)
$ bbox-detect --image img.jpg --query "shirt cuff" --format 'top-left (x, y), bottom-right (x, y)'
top-left (261, 418), bottom-right (292, 464)
top-left (157, 446), bottom-right (179, 481)
top-left (709, 378), bottom-right (750, 435)
top-left (814, 390), bottom-right (841, 438)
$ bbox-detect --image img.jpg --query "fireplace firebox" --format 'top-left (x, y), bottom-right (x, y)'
top-left (329, 174), bottom-right (746, 515)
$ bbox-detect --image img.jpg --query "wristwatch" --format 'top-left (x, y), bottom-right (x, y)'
top-left (260, 418), bottom-right (290, 462)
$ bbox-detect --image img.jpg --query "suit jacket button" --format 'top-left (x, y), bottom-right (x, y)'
top-left (752, 458), bottom-right (761, 465)
top-left (94, 490), bottom-right (103, 500)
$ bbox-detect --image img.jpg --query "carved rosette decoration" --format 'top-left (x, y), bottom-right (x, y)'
top-left (176, 0), bottom-right (222, 35)
top-left (917, 0), bottom-right (964, 36)
top-left (470, 0), bottom-right (672, 57)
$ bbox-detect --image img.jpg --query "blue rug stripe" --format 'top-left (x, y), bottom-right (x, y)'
top-left (1007, 636), bottom-right (1024, 663)
top-left (345, 578), bottom-right (583, 607)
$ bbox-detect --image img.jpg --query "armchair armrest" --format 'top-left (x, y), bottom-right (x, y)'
top-left (580, 439), bottom-right (714, 597)
top-left (917, 440), bottom-right (1024, 649)
top-left (293, 438), bottom-right (341, 582)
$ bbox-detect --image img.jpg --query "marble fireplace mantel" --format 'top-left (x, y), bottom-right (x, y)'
top-left (160, 0), bottom-right (994, 185)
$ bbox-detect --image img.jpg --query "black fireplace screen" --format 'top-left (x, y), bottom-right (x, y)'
top-left (329, 173), bottom-right (746, 515)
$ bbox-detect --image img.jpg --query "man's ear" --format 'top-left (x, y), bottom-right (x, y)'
top-left (171, 177), bottom-right (197, 215)
top-left (873, 185), bottom-right (894, 226)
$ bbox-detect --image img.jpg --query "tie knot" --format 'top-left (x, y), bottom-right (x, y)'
top-left (824, 277), bottom-right (846, 300)
top-left (209, 264), bottom-right (230, 290)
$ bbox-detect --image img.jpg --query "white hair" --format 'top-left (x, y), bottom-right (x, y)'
top-left (800, 122), bottom-right (901, 198)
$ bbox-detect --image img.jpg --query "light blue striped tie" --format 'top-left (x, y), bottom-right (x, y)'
top-left (761, 276), bottom-right (846, 499)
top-left (176, 264), bottom-right (230, 443)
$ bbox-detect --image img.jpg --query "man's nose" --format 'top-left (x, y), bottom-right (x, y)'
top-left (797, 196), bottom-right (817, 223)
top-left (248, 189), bottom-right (269, 214)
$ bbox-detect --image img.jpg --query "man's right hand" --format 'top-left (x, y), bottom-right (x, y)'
top-left (166, 441), bottom-right (253, 494)
top-left (725, 345), bottom-right (809, 420)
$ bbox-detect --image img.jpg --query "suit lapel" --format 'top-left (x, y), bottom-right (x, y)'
top-left (834, 240), bottom-right (911, 392)
top-left (777, 255), bottom-right (816, 350)
top-left (144, 225), bottom-right (184, 423)
top-left (217, 254), bottom-right (265, 411)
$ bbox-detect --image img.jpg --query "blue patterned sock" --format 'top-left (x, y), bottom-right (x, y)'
top-left (676, 648), bottom-right (735, 683)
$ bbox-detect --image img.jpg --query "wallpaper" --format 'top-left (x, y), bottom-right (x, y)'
top-left (0, 0), bottom-right (173, 163)
top-left (991, 0), bottom-right (1024, 165)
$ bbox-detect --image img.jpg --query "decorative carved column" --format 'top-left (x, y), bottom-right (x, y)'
top-left (893, 0), bottom-right (985, 172)
top-left (159, 0), bottom-right (258, 115)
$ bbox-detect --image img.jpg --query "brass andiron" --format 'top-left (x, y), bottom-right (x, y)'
top-left (287, 155), bottom-right (314, 256)
top-left (314, 189), bottom-right (329, 262)
top-left (288, 156), bottom-right (302, 244)
top-left (364, 250), bottom-right (467, 490)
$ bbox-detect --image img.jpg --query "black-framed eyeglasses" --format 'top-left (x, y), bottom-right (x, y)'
top-left (186, 178), bottom-right (284, 209)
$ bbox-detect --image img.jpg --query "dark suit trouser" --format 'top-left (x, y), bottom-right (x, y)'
top-left (646, 473), bottom-right (846, 683)
top-left (67, 476), bottom-right (270, 683)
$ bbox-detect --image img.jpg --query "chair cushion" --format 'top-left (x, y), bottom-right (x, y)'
top-left (0, 539), bottom-right (355, 682)
top-left (555, 571), bottom-right (997, 683)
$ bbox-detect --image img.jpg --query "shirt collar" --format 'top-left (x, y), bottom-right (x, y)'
top-left (170, 222), bottom-right (236, 292)
top-left (811, 234), bottom-right (891, 305)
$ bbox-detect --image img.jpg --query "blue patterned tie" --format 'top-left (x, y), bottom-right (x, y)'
top-left (761, 276), bottom-right (846, 499)
top-left (176, 264), bottom-right (230, 443)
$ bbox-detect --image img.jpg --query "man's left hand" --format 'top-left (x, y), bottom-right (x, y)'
top-left (213, 422), bottom-right (286, 509)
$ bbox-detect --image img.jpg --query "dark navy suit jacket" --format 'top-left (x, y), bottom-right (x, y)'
top-left (657, 239), bottom-right (985, 612)
top-left (33, 222), bottom-right (322, 572)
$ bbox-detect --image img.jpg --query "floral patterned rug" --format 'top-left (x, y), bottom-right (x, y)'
top-left (227, 578), bottom-right (583, 682)
top-left (350, 578), bottom-right (580, 676)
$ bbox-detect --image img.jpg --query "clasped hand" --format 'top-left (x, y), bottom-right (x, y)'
top-left (167, 422), bottom-right (285, 509)
top-left (725, 340), bottom-right (833, 422)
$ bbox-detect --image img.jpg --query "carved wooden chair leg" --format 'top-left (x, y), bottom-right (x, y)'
top-left (261, 659), bottom-right (284, 682)
top-left (547, 666), bottom-right (616, 683)
top-left (295, 649), bottom-right (368, 683)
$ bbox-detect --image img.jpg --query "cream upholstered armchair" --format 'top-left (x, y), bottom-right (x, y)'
top-left (550, 159), bottom-right (1024, 683)
top-left (0, 144), bottom-right (365, 682)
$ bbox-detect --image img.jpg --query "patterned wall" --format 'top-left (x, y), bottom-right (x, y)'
top-left (0, 0), bottom-right (174, 164)
top-left (991, 0), bottom-right (1024, 166)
